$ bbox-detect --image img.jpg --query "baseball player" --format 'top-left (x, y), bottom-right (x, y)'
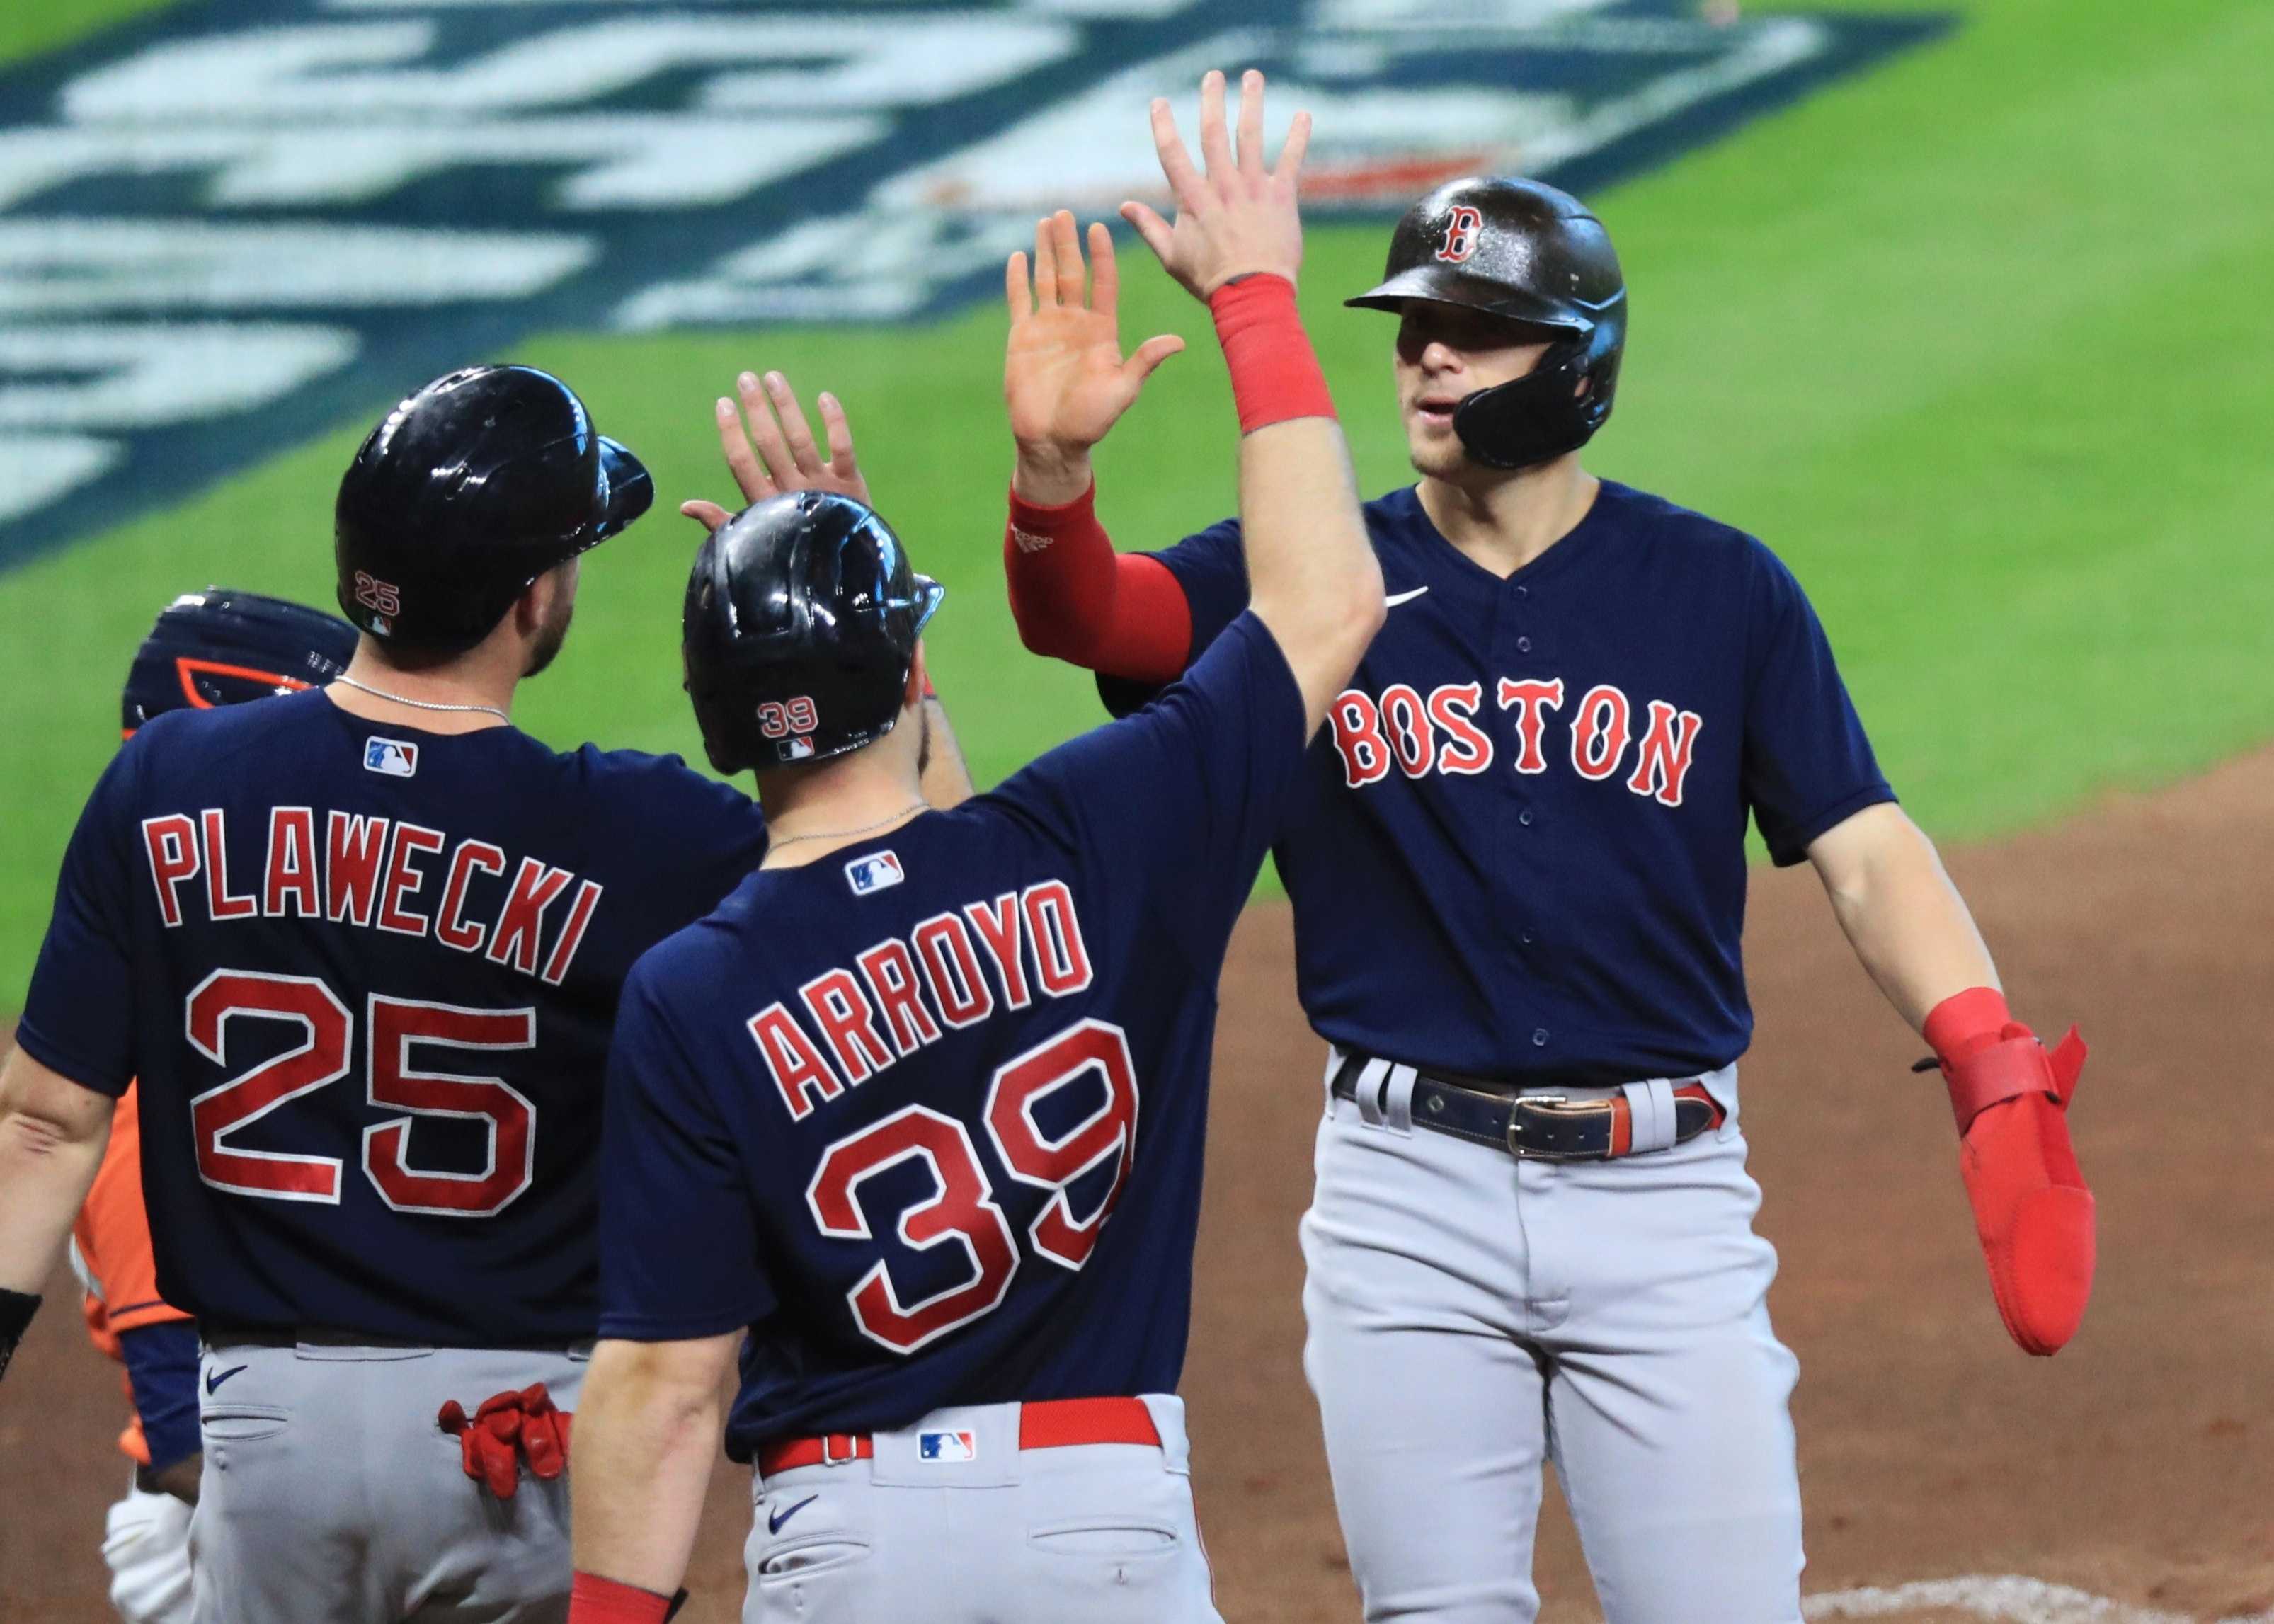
top-left (70, 589), bottom-right (360, 1624)
top-left (998, 82), bottom-right (2095, 1624)
top-left (563, 76), bottom-right (1378, 1624)
top-left (0, 363), bottom-right (968, 1623)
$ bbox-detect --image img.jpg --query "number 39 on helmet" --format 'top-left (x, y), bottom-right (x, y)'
top-left (682, 491), bottom-right (944, 774)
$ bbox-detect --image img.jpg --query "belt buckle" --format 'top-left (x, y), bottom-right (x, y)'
top-left (821, 1434), bottom-right (859, 1466)
top-left (1506, 1094), bottom-right (1613, 1161)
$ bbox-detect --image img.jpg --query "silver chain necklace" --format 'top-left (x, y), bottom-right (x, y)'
top-left (767, 801), bottom-right (927, 852)
top-left (331, 674), bottom-right (510, 724)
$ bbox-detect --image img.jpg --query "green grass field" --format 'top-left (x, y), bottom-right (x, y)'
top-left (5, 0), bottom-right (2271, 1004)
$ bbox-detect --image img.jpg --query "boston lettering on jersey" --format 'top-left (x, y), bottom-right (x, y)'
top-left (1327, 677), bottom-right (1705, 806)
top-left (1127, 483), bottom-right (1895, 1085)
top-left (751, 879), bottom-right (1091, 1121)
top-left (137, 806), bottom-right (601, 985)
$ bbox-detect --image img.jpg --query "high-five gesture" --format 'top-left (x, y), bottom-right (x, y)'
top-left (1004, 211), bottom-right (1184, 504)
top-left (681, 369), bottom-right (868, 531)
top-left (1121, 69), bottom-right (1310, 302)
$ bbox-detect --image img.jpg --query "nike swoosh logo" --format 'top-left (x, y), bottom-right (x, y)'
top-left (205, 1363), bottom-right (248, 1395)
top-left (1385, 586), bottom-right (1430, 607)
top-left (767, 1494), bottom-right (818, 1536)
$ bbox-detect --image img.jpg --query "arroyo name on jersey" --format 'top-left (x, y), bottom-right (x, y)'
top-left (750, 877), bottom-right (1094, 1123)
top-left (138, 805), bottom-right (602, 986)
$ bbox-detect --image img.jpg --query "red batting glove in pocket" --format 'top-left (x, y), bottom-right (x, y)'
top-left (518, 1383), bottom-right (570, 1480)
top-left (1927, 990), bottom-right (2094, 1356)
top-left (438, 1383), bottom-right (573, 1499)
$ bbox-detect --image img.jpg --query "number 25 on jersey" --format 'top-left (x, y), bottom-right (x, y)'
top-left (187, 968), bottom-right (537, 1217)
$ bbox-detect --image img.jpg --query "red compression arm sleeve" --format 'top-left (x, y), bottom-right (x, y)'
top-left (1005, 481), bottom-right (1192, 685)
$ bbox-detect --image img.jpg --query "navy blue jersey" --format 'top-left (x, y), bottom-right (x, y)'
top-left (1108, 481), bottom-right (1892, 1085)
top-left (16, 689), bottom-right (770, 1345)
top-left (600, 614), bottom-right (1305, 1457)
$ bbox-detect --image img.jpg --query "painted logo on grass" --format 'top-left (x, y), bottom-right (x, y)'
top-left (0, 0), bottom-right (1948, 572)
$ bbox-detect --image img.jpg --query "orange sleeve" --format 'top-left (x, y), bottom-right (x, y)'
top-left (72, 1081), bottom-right (191, 1344)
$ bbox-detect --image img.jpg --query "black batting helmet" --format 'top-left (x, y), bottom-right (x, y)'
top-left (682, 492), bottom-right (943, 774)
top-left (334, 365), bottom-right (652, 651)
top-left (1348, 176), bottom-right (1626, 470)
top-left (122, 588), bottom-right (360, 736)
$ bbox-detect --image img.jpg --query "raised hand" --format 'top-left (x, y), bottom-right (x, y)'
top-left (1004, 210), bottom-right (1184, 503)
top-left (681, 370), bottom-right (867, 532)
top-left (1121, 68), bottom-right (1310, 302)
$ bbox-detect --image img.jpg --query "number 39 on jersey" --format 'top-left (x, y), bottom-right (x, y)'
top-left (807, 1017), bottom-right (1139, 1354)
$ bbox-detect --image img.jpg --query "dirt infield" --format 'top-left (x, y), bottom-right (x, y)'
top-left (4, 753), bottom-right (2270, 1623)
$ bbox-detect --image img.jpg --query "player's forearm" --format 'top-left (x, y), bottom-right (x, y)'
top-left (569, 1335), bottom-right (731, 1598)
top-left (1219, 280), bottom-right (1383, 731)
top-left (0, 1048), bottom-right (114, 1294)
top-left (1809, 803), bottom-right (1999, 1031)
top-left (1241, 434), bottom-right (1385, 731)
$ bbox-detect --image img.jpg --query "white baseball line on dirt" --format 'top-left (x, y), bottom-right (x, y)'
top-left (1804, 1575), bottom-right (2274, 1624)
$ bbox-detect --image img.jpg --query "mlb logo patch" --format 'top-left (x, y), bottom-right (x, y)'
top-left (845, 850), bottom-right (904, 896)
top-left (918, 1430), bottom-right (977, 1463)
top-left (363, 737), bottom-right (418, 777)
top-left (783, 736), bottom-right (816, 760)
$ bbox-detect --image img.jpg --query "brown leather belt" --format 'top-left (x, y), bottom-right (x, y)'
top-left (1330, 1051), bottom-right (1724, 1161)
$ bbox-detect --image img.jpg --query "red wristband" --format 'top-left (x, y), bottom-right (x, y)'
top-left (568, 1572), bottom-right (677, 1624)
top-left (1208, 274), bottom-right (1335, 434)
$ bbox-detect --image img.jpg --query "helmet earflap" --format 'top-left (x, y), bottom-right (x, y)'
top-left (1448, 316), bottom-right (1624, 471)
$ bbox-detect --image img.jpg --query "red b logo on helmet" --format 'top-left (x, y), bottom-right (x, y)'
top-left (1436, 205), bottom-right (1484, 264)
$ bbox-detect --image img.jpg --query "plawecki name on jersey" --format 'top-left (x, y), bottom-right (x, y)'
top-left (1327, 676), bottom-right (1705, 806)
top-left (137, 804), bottom-right (602, 985)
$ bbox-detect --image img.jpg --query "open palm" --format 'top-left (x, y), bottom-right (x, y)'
top-left (1005, 212), bottom-right (1182, 457)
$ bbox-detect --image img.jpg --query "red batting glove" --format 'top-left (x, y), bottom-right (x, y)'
top-left (518, 1383), bottom-right (570, 1480)
top-left (437, 1383), bottom-right (574, 1499)
top-left (1923, 988), bottom-right (2095, 1356)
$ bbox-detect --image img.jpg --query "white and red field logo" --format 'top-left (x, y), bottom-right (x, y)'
top-left (0, 0), bottom-right (1943, 572)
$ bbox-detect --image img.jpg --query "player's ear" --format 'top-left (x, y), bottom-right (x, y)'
top-left (904, 643), bottom-right (928, 710)
top-left (510, 571), bottom-right (549, 640)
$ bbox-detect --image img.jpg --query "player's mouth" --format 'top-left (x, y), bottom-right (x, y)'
top-left (1412, 394), bottom-right (1463, 430)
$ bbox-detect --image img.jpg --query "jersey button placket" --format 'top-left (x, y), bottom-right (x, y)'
top-left (1492, 574), bottom-right (1551, 982)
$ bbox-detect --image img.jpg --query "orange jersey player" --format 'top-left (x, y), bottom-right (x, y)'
top-left (74, 1080), bottom-right (201, 1624)
top-left (72, 589), bottom-right (359, 1624)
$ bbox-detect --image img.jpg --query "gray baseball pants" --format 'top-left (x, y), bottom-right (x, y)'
top-left (190, 1337), bottom-right (588, 1623)
top-left (741, 1395), bottom-right (1221, 1624)
top-left (1301, 1056), bottom-right (1805, 1624)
